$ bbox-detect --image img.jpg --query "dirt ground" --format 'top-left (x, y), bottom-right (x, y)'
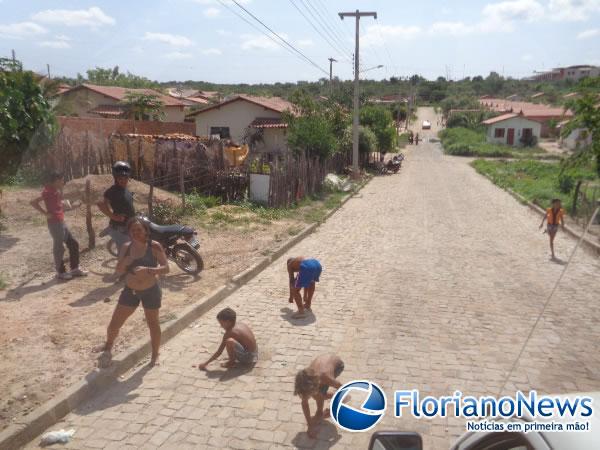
top-left (0, 174), bottom-right (338, 431)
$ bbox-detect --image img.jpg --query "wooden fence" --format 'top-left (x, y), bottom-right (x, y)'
top-left (25, 128), bottom-right (113, 181)
top-left (249, 150), bottom-right (352, 208)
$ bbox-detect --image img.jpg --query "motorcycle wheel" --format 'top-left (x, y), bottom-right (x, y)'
top-left (106, 239), bottom-right (119, 257)
top-left (171, 243), bottom-right (204, 274)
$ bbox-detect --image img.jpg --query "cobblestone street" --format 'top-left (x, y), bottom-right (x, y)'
top-left (25, 109), bottom-right (600, 449)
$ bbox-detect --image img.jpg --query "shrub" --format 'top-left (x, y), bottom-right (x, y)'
top-left (151, 200), bottom-right (182, 225)
top-left (558, 173), bottom-right (575, 193)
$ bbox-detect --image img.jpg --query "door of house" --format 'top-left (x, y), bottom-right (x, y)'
top-left (507, 128), bottom-right (515, 145)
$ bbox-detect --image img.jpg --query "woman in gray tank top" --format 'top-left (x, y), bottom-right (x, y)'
top-left (94, 217), bottom-right (169, 367)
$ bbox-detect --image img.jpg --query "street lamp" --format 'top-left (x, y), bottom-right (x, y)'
top-left (360, 64), bottom-right (384, 74)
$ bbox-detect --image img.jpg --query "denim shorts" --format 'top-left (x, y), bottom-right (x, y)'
top-left (118, 284), bottom-right (162, 310)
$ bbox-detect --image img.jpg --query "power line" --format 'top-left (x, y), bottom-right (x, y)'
top-left (227, 0), bottom-right (329, 76)
top-left (299, 0), bottom-right (353, 60)
top-left (215, 0), bottom-right (302, 63)
top-left (313, 0), bottom-right (354, 46)
top-left (287, 0), bottom-right (351, 64)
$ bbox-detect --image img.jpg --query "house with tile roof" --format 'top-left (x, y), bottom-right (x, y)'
top-left (186, 94), bottom-right (295, 154)
top-left (482, 112), bottom-right (542, 146)
top-left (479, 98), bottom-right (572, 137)
top-left (56, 84), bottom-right (187, 122)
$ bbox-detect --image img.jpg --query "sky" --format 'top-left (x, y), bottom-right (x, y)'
top-left (1, 0), bottom-right (599, 84)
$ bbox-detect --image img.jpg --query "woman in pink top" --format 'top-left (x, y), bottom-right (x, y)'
top-left (30, 171), bottom-right (87, 280)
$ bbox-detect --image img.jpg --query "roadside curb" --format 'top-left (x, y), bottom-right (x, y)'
top-left (478, 172), bottom-right (600, 256)
top-left (0, 181), bottom-right (367, 450)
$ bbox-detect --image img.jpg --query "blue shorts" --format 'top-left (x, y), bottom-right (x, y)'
top-left (295, 259), bottom-right (322, 289)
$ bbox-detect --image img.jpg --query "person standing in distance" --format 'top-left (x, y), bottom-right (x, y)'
top-left (97, 161), bottom-right (136, 251)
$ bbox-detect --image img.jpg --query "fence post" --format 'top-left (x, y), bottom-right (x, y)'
top-left (179, 157), bottom-right (186, 209)
top-left (85, 179), bottom-right (95, 249)
top-left (148, 181), bottom-right (154, 219)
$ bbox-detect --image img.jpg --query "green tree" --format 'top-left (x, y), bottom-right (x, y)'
top-left (359, 105), bottom-right (397, 152)
top-left (0, 58), bottom-right (57, 180)
top-left (84, 66), bottom-right (159, 89)
top-left (120, 92), bottom-right (165, 120)
top-left (284, 90), bottom-right (349, 159)
top-left (561, 94), bottom-right (600, 177)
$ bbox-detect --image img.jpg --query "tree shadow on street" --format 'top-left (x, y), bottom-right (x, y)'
top-left (1, 275), bottom-right (57, 302)
top-left (280, 307), bottom-right (316, 326)
top-left (75, 365), bottom-right (152, 416)
top-left (0, 235), bottom-right (19, 254)
top-left (291, 421), bottom-right (341, 449)
top-left (69, 281), bottom-right (123, 307)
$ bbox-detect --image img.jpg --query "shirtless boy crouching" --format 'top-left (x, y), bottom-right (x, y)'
top-left (197, 308), bottom-right (258, 369)
top-left (294, 354), bottom-right (345, 438)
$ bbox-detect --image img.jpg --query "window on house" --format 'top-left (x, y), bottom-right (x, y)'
top-left (522, 128), bottom-right (533, 140)
top-left (494, 128), bottom-right (505, 138)
top-left (210, 126), bottom-right (230, 139)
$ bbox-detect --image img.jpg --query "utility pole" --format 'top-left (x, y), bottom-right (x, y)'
top-left (328, 57), bottom-right (337, 95)
top-left (47, 64), bottom-right (51, 79)
top-left (339, 10), bottom-right (377, 176)
top-left (11, 49), bottom-right (16, 64)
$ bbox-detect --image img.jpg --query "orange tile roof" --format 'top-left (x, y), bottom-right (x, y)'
top-left (88, 104), bottom-right (127, 117)
top-left (479, 98), bottom-right (572, 117)
top-left (63, 83), bottom-right (186, 107)
top-left (187, 94), bottom-right (295, 117)
top-left (482, 113), bottom-right (519, 125)
top-left (249, 117), bottom-right (287, 129)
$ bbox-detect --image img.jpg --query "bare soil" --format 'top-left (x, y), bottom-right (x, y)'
top-left (0, 174), bottom-right (338, 430)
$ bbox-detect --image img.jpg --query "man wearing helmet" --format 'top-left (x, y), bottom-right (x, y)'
top-left (97, 161), bottom-right (136, 250)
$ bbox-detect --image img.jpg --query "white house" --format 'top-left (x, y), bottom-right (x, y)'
top-left (482, 113), bottom-right (542, 147)
top-left (187, 94), bottom-right (295, 154)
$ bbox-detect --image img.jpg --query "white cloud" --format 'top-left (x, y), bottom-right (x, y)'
top-left (548, 0), bottom-right (600, 22)
top-left (194, 0), bottom-right (251, 4)
top-left (429, 21), bottom-right (475, 36)
top-left (521, 54), bottom-right (533, 61)
top-left (204, 7), bottom-right (220, 18)
top-left (143, 32), bottom-right (193, 47)
top-left (482, 0), bottom-right (544, 23)
top-left (428, 0), bottom-right (546, 36)
top-left (39, 40), bottom-right (71, 49)
top-left (297, 39), bottom-right (314, 48)
top-left (241, 33), bottom-right (285, 50)
top-left (55, 34), bottom-right (71, 41)
top-left (362, 24), bottom-right (421, 47)
top-left (201, 48), bottom-right (222, 55)
top-left (577, 28), bottom-right (600, 39)
top-left (165, 51), bottom-right (193, 60)
top-left (217, 29), bottom-right (232, 36)
top-left (0, 22), bottom-right (47, 39)
top-left (32, 7), bottom-right (115, 27)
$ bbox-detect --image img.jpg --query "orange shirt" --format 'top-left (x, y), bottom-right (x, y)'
top-left (546, 207), bottom-right (564, 225)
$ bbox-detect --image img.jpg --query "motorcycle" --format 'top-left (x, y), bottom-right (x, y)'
top-left (100, 215), bottom-right (204, 275)
top-left (381, 153), bottom-right (404, 174)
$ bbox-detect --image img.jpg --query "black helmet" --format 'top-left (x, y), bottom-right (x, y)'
top-left (112, 161), bottom-right (131, 178)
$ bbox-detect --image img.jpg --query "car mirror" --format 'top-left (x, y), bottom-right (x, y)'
top-left (368, 431), bottom-right (423, 450)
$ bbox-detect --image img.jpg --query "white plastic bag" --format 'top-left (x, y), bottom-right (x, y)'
top-left (40, 428), bottom-right (75, 446)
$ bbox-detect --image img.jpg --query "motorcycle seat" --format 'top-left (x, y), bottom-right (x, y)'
top-left (148, 223), bottom-right (186, 235)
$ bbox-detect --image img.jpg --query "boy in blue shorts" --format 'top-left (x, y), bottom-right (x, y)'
top-left (287, 256), bottom-right (322, 318)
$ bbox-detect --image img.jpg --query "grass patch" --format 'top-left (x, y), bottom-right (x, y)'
top-left (471, 159), bottom-right (596, 212)
top-left (440, 127), bottom-right (550, 159)
top-left (0, 274), bottom-right (7, 290)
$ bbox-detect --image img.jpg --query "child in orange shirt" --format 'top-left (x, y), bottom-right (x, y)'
top-left (539, 198), bottom-right (565, 259)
